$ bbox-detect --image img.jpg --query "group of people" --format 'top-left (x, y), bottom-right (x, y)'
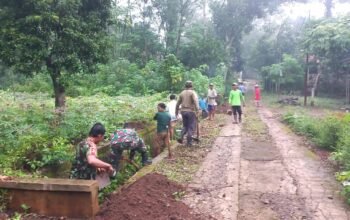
top-left (0, 80), bottom-right (262, 183)
top-left (69, 80), bottom-right (222, 181)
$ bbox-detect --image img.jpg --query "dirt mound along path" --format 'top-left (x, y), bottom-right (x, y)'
top-left (96, 173), bottom-right (203, 220)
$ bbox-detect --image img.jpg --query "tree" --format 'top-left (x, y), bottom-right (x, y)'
top-left (152, 0), bottom-right (200, 55)
top-left (0, 0), bottom-right (112, 108)
top-left (303, 16), bottom-right (350, 98)
top-left (178, 23), bottom-right (226, 74)
top-left (261, 54), bottom-right (303, 93)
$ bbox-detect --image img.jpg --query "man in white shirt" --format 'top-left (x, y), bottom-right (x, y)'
top-left (167, 94), bottom-right (177, 140)
top-left (207, 83), bottom-right (218, 120)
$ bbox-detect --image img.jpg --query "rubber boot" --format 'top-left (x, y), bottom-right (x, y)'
top-left (233, 114), bottom-right (238, 124)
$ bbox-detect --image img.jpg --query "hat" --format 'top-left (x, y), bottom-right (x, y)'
top-left (255, 84), bottom-right (259, 87)
top-left (232, 83), bottom-right (237, 86)
top-left (209, 83), bottom-right (214, 86)
top-left (185, 80), bottom-right (193, 88)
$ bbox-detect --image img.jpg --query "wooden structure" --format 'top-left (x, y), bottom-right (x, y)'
top-left (0, 178), bottom-right (99, 218)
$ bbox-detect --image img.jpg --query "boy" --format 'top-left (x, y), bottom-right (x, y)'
top-left (229, 83), bottom-right (245, 124)
top-left (254, 84), bottom-right (261, 107)
top-left (154, 103), bottom-right (172, 158)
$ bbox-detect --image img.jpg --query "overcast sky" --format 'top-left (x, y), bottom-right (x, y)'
top-left (115, 0), bottom-right (350, 20)
top-left (279, 0), bottom-right (350, 19)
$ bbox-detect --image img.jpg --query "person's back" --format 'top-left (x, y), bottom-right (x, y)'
top-left (109, 127), bottom-right (151, 170)
top-left (176, 81), bottom-right (200, 147)
top-left (110, 128), bottom-right (141, 148)
top-left (167, 97), bottom-right (177, 120)
top-left (154, 103), bottom-right (172, 157)
top-left (199, 97), bottom-right (207, 111)
top-left (178, 89), bottom-right (199, 112)
top-left (154, 111), bottom-right (171, 134)
top-left (254, 85), bottom-right (261, 107)
top-left (255, 87), bottom-right (261, 100)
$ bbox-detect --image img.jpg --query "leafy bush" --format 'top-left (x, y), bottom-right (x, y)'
top-left (282, 113), bottom-right (319, 138)
top-left (316, 117), bottom-right (345, 150)
top-left (0, 90), bottom-right (165, 176)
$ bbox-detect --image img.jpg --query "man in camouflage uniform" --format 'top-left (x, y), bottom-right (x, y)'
top-left (71, 123), bottom-right (114, 180)
top-left (109, 128), bottom-right (151, 171)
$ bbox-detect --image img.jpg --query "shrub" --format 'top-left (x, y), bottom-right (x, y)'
top-left (316, 117), bottom-right (345, 150)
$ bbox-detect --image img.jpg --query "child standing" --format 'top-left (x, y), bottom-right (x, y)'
top-left (254, 84), bottom-right (261, 107)
top-left (153, 103), bottom-right (172, 158)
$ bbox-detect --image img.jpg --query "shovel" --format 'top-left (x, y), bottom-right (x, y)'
top-left (192, 116), bottom-right (200, 142)
top-left (96, 172), bottom-right (111, 190)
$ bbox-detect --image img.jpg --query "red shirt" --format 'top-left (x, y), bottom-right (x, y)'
top-left (255, 88), bottom-right (261, 100)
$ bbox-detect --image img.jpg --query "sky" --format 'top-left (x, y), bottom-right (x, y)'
top-left (115, 0), bottom-right (350, 21)
top-left (279, 0), bottom-right (350, 19)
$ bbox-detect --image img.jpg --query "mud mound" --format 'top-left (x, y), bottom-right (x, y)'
top-left (96, 173), bottom-right (203, 220)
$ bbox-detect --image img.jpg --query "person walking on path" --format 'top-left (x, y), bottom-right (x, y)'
top-left (254, 84), bottom-right (261, 107)
top-left (167, 94), bottom-right (177, 140)
top-left (70, 123), bottom-right (115, 180)
top-left (207, 83), bottom-right (218, 120)
top-left (176, 81), bottom-right (200, 147)
top-left (154, 103), bottom-right (172, 158)
top-left (229, 83), bottom-right (245, 124)
top-left (238, 81), bottom-right (246, 96)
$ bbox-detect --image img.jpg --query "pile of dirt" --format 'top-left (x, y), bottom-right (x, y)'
top-left (96, 173), bottom-right (203, 220)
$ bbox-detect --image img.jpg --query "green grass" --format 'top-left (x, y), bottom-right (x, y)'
top-left (0, 90), bottom-right (166, 177)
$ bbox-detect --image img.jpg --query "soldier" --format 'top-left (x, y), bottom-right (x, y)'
top-left (109, 125), bottom-right (152, 171)
top-left (70, 123), bottom-right (114, 180)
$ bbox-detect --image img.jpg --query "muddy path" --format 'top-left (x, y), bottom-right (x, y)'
top-left (184, 105), bottom-right (350, 220)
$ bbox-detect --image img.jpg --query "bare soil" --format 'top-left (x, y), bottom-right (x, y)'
top-left (96, 173), bottom-right (204, 220)
top-left (184, 102), bottom-right (350, 220)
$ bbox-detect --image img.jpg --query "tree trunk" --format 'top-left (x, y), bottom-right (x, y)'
top-left (346, 74), bottom-right (350, 104)
top-left (324, 0), bottom-right (333, 18)
top-left (311, 64), bottom-right (322, 99)
top-left (50, 69), bottom-right (66, 109)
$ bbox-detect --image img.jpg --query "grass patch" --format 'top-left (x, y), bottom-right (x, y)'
top-left (155, 114), bottom-right (226, 184)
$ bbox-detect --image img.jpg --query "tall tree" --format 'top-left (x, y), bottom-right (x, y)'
top-left (211, 0), bottom-right (304, 84)
top-left (152, 0), bottom-right (199, 55)
top-left (324, 0), bottom-right (333, 18)
top-left (0, 0), bottom-right (112, 108)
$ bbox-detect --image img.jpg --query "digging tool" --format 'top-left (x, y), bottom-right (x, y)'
top-left (96, 172), bottom-right (111, 190)
top-left (121, 157), bottom-right (141, 170)
top-left (192, 115), bottom-right (200, 142)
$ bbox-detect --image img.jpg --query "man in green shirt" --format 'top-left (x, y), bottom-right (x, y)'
top-left (154, 103), bottom-right (172, 158)
top-left (229, 83), bottom-right (245, 124)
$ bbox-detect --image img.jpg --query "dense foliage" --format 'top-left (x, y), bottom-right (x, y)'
top-left (0, 90), bottom-right (165, 176)
top-left (283, 112), bottom-right (350, 203)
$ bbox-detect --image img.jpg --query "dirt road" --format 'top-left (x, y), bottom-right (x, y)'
top-left (184, 106), bottom-right (350, 220)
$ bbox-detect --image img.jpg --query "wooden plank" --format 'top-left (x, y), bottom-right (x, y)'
top-left (0, 178), bottom-right (98, 192)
